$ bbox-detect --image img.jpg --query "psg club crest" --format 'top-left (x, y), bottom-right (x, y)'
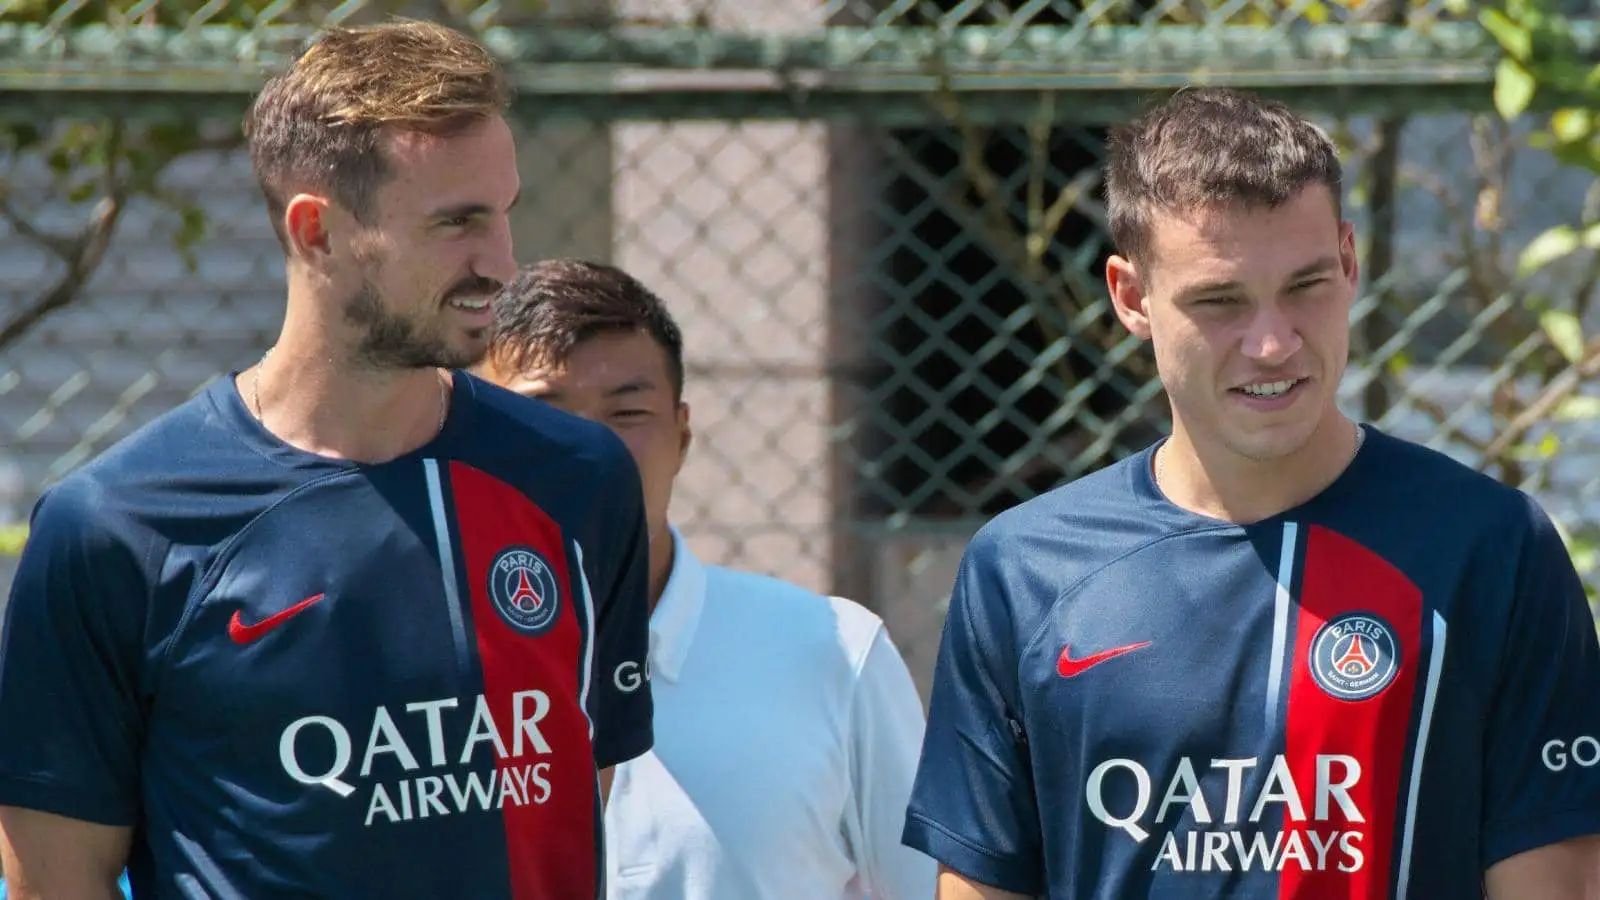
top-left (487, 545), bottom-right (561, 637)
top-left (1308, 612), bottom-right (1401, 701)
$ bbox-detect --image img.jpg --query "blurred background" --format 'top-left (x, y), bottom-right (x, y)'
top-left (1, 0), bottom-right (1598, 699)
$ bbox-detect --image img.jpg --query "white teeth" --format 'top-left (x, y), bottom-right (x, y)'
top-left (449, 298), bottom-right (489, 311)
top-left (1241, 379), bottom-right (1299, 397)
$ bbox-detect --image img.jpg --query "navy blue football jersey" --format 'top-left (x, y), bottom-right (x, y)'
top-left (903, 425), bottom-right (1600, 899)
top-left (0, 372), bottom-right (654, 898)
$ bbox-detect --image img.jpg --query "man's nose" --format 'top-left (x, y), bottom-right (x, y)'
top-left (478, 217), bottom-right (517, 287)
top-left (1240, 306), bottom-right (1303, 365)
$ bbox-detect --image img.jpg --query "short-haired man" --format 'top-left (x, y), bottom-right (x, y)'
top-left (903, 87), bottom-right (1600, 899)
top-left (478, 258), bottom-right (938, 900)
top-left (0, 22), bottom-right (653, 899)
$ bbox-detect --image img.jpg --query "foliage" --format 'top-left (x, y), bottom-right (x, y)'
top-left (0, 2), bottom-right (270, 355)
top-left (0, 0), bottom-right (530, 358)
top-left (0, 522), bottom-right (25, 555)
top-left (0, 1), bottom-right (493, 554)
top-left (1479, 0), bottom-right (1600, 599)
top-left (0, 524), bottom-right (25, 557)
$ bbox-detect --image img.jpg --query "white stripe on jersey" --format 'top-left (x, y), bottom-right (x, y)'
top-left (1396, 611), bottom-right (1448, 900)
top-left (572, 539), bottom-right (598, 742)
top-left (423, 459), bottom-right (471, 674)
top-left (1265, 521), bottom-right (1299, 730)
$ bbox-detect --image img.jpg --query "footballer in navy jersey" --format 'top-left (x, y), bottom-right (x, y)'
top-left (0, 371), bottom-right (653, 898)
top-left (903, 426), bottom-right (1600, 898)
top-left (0, 19), bottom-right (657, 900)
top-left (904, 87), bottom-right (1600, 898)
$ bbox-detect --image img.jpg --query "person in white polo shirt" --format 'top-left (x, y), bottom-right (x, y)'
top-left (476, 258), bottom-right (936, 900)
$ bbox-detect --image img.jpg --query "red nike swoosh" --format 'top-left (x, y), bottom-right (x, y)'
top-left (228, 593), bottom-right (325, 645)
top-left (1057, 640), bottom-right (1152, 678)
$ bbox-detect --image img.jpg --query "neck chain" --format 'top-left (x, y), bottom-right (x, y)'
top-left (250, 348), bottom-right (449, 439)
top-left (1155, 422), bottom-right (1366, 494)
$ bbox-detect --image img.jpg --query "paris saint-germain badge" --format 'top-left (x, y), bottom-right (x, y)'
top-left (1308, 611), bottom-right (1401, 701)
top-left (487, 545), bottom-right (562, 637)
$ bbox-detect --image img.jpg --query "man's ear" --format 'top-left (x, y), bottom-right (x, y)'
top-left (1338, 220), bottom-right (1361, 291)
top-left (675, 402), bottom-right (693, 473)
top-left (283, 193), bottom-right (333, 261)
top-left (1106, 254), bottom-right (1153, 340)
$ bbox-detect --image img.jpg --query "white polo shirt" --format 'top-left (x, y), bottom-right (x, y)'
top-left (602, 527), bottom-right (936, 900)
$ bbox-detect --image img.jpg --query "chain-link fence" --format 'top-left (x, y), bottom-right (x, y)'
top-left (3, 1), bottom-right (1599, 697)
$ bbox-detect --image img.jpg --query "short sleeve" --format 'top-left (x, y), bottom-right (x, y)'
top-left (0, 480), bottom-right (149, 826)
top-left (1480, 496), bottom-right (1600, 866)
top-left (843, 624), bottom-right (937, 900)
top-left (584, 445), bottom-right (653, 770)
top-left (901, 536), bottom-right (1043, 896)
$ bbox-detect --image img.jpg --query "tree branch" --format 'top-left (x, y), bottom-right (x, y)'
top-left (1360, 114), bottom-right (1405, 422)
top-left (0, 196), bottom-right (77, 259)
top-left (1478, 337), bottom-right (1600, 468)
top-left (1404, 389), bottom-right (1488, 452)
top-left (0, 192), bottom-right (125, 352)
top-left (0, 121), bottom-right (142, 353)
top-left (927, 83), bottom-right (1153, 384)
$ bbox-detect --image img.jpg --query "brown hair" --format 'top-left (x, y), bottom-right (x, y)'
top-left (244, 19), bottom-right (512, 246)
top-left (488, 259), bottom-right (687, 401)
top-left (1104, 87), bottom-right (1343, 265)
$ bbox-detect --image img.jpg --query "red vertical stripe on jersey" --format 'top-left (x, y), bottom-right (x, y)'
top-left (450, 462), bottom-right (596, 900)
top-left (1280, 526), bottom-right (1421, 900)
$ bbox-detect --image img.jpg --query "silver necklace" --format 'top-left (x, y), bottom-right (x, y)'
top-left (250, 348), bottom-right (449, 438)
top-left (1155, 422), bottom-right (1366, 492)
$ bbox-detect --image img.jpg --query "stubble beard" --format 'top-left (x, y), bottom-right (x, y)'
top-left (342, 279), bottom-right (488, 372)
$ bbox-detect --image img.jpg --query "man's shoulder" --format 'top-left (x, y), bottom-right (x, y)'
top-left (959, 451), bottom-right (1160, 595)
top-left (703, 562), bottom-right (856, 618)
top-left (455, 372), bottom-right (637, 481)
top-left (70, 383), bottom-right (224, 478)
top-left (702, 563), bottom-right (888, 669)
top-left (1361, 427), bottom-right (1543, 534)
top-left (37, 384), bottom-right (243, 530)
top-left (976, 452), bottom-right (1148, 541)
top-left (15, 389), bottom-right (245, 616)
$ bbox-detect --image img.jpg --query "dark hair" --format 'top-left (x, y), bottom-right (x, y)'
top-left (1104, 87), bottom-right (1343, 265)
top-left (489, 259), bottom-right (686, 400)
top-left (244, 19), bottom-right (512, 249)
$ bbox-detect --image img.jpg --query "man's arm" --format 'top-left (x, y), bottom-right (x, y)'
top-left (901, 533), bottom-right (1045, 897)
top-left (599, 767), bottom-right (614, 807)
top-left (584, 436), bottom-right (654, 772)
top-left (1484, 835), bottom-right (1600, 900)
top-left (936, 865), bottom-right (1031, 900)
top-left (0, 481), bottom-right (148, 894)
top-left (0, 807), bottom-right (129, 900)
top-left (1479, 497), bottom-right (1600, 886)
top-left (841, 619), bottom-right (936, 900)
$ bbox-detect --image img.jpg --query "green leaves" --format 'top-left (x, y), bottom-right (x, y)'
top-left (0, 524), bottom-right (26, 557)
top-left (0, 116), bottom-right (236, 351)
top-left (1549, 108), bottom-right (1592, 143)
top-left (1553, 396), bottom-right (1600, 420)
top-left (1490, 0), bottom-right (1600, 400)
top-left (1518, 224), bottom-right (1600, 276)
top-left (1485, 0), bottom-right (1600, 120)
top-left (1539, 309), bottom-right (1585, 364)
top-left (1481, 8), bottom-right (1532, 63)
top-left (1494, 58), bottom-right (1537, 119)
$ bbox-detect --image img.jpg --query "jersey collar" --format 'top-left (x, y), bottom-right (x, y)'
top-left (649, 524), bottom-right (705, 683)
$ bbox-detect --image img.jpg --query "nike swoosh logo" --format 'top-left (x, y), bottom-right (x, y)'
top-left (229, 593), bottom-right (325, 645)
top-left (1057, 640), bottom-right (1152, 678)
